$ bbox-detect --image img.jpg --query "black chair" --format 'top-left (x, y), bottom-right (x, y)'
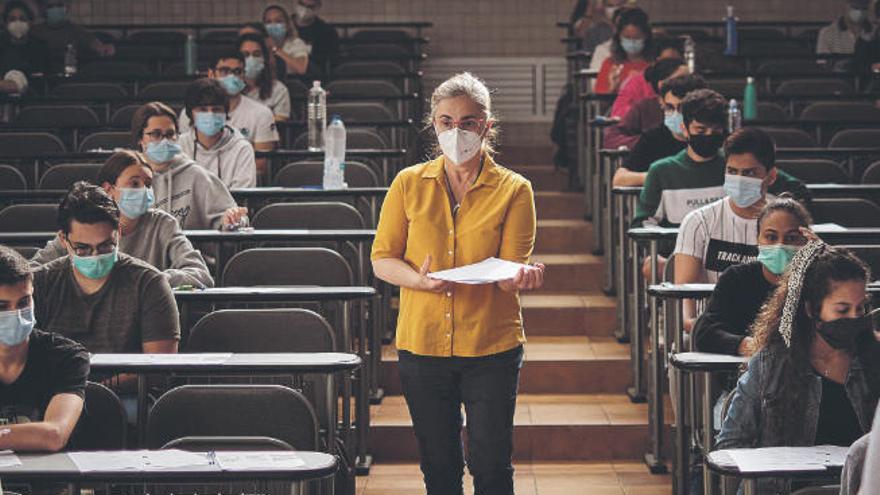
top-left (202, 30), bottom-right (239, 42)
top-left (109, 104), bottom-right (141, 128)
top-left (350, 30), bottom-right (413, 45)
top-left (0, 132), bottom-right (66, 156)
top-left (326, 79), bottom-right (402, 98)
top-left (810, 198), bottom-right (880, 227)
top-left (776, 79), bottom-right (853, 96)
top-left (862, 161), bottom-right (880, 184)
top-left (163, 436), bottom-right (294, 451)
top-left (188, 308), bottom-right (337, 353)
top-left (757, 127), bottom-right (816, 148)
top-left (252, 202), bottom-right (365, 230)
top-left (707, 78), bottom-right (761, 98)
top-left (0, 204), bottom-right (59, 231)
top-left (128, 30), bottom-right (187, 44)
top-left (273, 160), bottom-right (379, 188)
top-left (344, 43), bottom-right (413, 58)
top-left (828, 129), bottom-right (880, 149)
top-left (68, 382), bottom-right (127, 450)
top-left (333, 60), bottom-right (407, 77)
top-left (775, 159), bottom-right (850, 184)
top-left (756, 102), bottom-right (789, 121)
top-left (146, 384), bottom-right (320, 451)
top-left (79, 131), bottom-right (130, 151)
top-left (801, 102), bottom-right (880, 122)
top-left (80, 60), bottom-right (152, 78)
top-left (0, 164), bottom-right (27, 190)
top-left (756, 60), bottom-right (830, 76)
top-left (139, 81), bottom-right (191, 100)
top-left (326, 101), bottom-right (396, 122)
top-left (16, 105), bottom-right (101, 127)
top-left (841, 245), bottom-right (880, 276)
top-left (291, 128), bottom-right (389, 149)
top-left (222, 247), bottom-right (353, 287)
top-left (51, 82), bottom-right (127, 99)
top-left (39, 163), bottom-right (102, 189)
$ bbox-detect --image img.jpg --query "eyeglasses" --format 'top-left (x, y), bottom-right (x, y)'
top-left (143, 129), bottom-right (177, 141)
top-left (215, 67), bottom-right (244, 76)
top-left (65, 235), bottom-right (117, 257)
top-left (435, 116), bottom-right (485, 134)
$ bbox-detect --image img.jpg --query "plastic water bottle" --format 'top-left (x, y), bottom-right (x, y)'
top-left (63, 43), bottom-right (77, 76)
top-left (724, 5), bottom-right (738, 56)
top-left (308, 81), bottom-right (327, 152)
top-left (743, 76), bottom-right (758, 121)
top-left (184, 34), bottom-right (197, 76)
top-left (323, 115), bottom-right (347, 189)
top-left (728, 99), bottom-right (742, 133)
top-left (683, 35), bottom-right (696, 73)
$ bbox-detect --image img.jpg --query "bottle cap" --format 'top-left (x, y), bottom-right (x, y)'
top-left (727, 5), bottom-right (734, 16)
top-left (747, 76), bottom-right (754, 84)
top-left (331, 114), bottom-right (342, 122)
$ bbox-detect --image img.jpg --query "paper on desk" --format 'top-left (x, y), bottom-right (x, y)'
top-left (215, 451), bottom-right (305, 471)
top-left (69, 450), bottom-right (213, 472)
top-left (429, 258), bottom-right (529, 284)
top-left (0, 451), bottom-right (20, 467)
top-left (725, 445), bottom-right (849, 473)
top-left (90, 353), bottom-right (233, 365)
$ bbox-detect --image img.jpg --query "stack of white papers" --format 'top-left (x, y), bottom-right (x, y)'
top-left (215, 452), bottom-right (305, 470)
top-left (429, 258), bottom-right (529, 284)
top-left (0, 450), bottom-right (21, 467)
top-left (69, 450), bottom-right (214, 472)
top-left (90, 354), bottom-right (233, 365)
top-left (724, 445), bottom-right (849, 473)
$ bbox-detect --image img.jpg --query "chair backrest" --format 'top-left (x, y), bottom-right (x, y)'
top-left (774, 159), bottom-right (850, 184)
top-left (52, 82), bottom-right (128, 99)
top-left (0, 204), bottom-right (58, 232)
top-left (756, 127), bottom-right (816, 148)
top-left (0, 164), bottom-right (27, 190)
top-left (273, 160), bottom-right (379, 188)
top-left (146, 384), bottom-right (320, 450)
top-left (163, 436), bottom-right (294, 451)
top-left (776, 78), bottom-right (853, 96)
top-left (16, 105), bottom-right (101, 127)
top-left (79, 131), bottom-right (130, 151)
top-left (810, 198), bottom-right (880, 227)
top-left (756, 102), bottom-right (789, 121)
top-left (862, 161), bottom-right (880, 184)
top-left (68, 382), bottom-right (127, 450)
top-left (326, 102), bottom-right (396, 122)
top-left (828, 129), bottom-right (880, 149)
top-left (80, 60), bottom-right (152, 77)
top-left (139, 81), bottom-right (191, 100)
top-left (252, 202), bottom-right (365, 230)
top-left (128, 30), bottom-right (187, 43)
top-left (222, 247), bottom-right (353, 286)
top-left (350, 29), bottom-right (413, 45)
top-left (326, 79), bottom-right (402, 98)
top-left (801, 102), bottom-right (880, 122)
top-left (286, 79), bottom-right (310, 99)
top-left (333, 60), bottom-right (406, 77)
top-left (291, 128), bottom-right (389, 149)
top-left (109, 104), bottom-right (141, 128)
top-left (187, 308), bottom-right (336, 353)
top-left (0, 132), bottom-right (66, 156)
top-left (345, 43), bottom-right (412, 58)
top-left (756, 60), bottom-right (830, 76)
top-left (840, 245), bottom-right (880, 276)
top-left (38, 163), bottom-right (102, 189)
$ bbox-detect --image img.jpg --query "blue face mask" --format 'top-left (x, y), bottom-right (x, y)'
top-left (664, 111), bottom-right (684, 136)
top-left (724, 173), bottom-right (764, 208)
top-left (849, 8), bottom-right (866, 23)
top-left (265, 23), bottom-right (287, 41)
top-left (620, 37), bottom-right (645, 55)
top-left (117, 187), bottom-right (154, 219)
top-left (46, 6), bottom-right (66, 25)
top-left (219, 74), bottom-right (246, 95)
top-left (757, 244), bottom-right (800, 275)
top-left (72, 248), bottom-right (118, 280)
top-left (0, 306), bottom-right (35, 346)
top-left (194, 112), bottom-right (226, 137)
top-left (145, 139), bottom-right (181, 164)
top-left (244, 56), bottom-right (265, 80)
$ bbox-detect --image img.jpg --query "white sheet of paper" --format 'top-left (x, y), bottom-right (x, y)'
top-left (725, 446), bottom-right (849, 473)
top-left (215, 451), bottom-right (305, 471)
top-left (69, 450), bottom-right (214, 472)
top-left (90, 354), bottom-right (233, 366)
top-left (429, 258), bottom-right (529, 284)
top-left (0, 452), bottom-right (21, 467)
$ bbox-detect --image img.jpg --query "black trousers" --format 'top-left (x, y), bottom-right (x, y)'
top-left (398, 345), bottom-right (524, 495)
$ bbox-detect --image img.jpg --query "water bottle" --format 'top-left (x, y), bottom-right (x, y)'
top-left (724, 5), bottom-right (738, 56)
top-left (63, 43), bottom-right (77, 77)
top-left (184, 34), bottom-right (197, 76)
top-left (323, 115), bottom-right (347, 189)
top-left (308, 81), bottom-right (327, 152)
top-left (743, 76), bottom-right (758, 121)
top-left (728, 99), bottom-right (741, 133)
top-left (683, 35), bottom-right (696, 74)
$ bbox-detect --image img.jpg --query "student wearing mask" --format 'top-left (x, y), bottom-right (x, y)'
top-left (237, 33), bottom-right (291, 121)
top-left (594, 7), bottom-right (653, 94)
top-left (32, 182), bottom-right (181, 355)
top-left (31, 0), bottom-right (114, 73)
top-left (131, 102), bottom-right (247, 231)
top-left (816, 0), bottom-right (874, 56)
top-left (0, 245), bottom-right (89, 453)
top-left (178, 52), bottom-right (279, 178)
top-left (608, 39), bottom-right (684, 119)
top-left (572, 0), bottom-right (624, 53)
top-left (716, 244), bottom-right (880, 494)
top-left (292, 0), bottom-right (339, 72)
top-left (179, 78), bottom-right (257, 189)
top-left (0, 1), bottom-right (49, 95)
top-left (30, 151), bottom-right (214, 289)
top-left (262, 4), bottom-right (310, 76)
top-left (693, 198), bottom-right (813, 356)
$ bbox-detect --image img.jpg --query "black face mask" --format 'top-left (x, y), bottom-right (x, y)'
top-left (688, 133), bottom-right (725, 159)
top-left (815, 310), bottom-right (878, 350)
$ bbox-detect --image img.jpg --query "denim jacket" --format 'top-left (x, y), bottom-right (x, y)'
top-left (715, 345), bottom-right (878, 493)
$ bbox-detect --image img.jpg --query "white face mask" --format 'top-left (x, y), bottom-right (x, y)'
top-left (437, 128), bottom-right (482, 166)
top-left (605, 6), bottom-right (617, 19)
top-left (7, 20), bottom-right (28, 39)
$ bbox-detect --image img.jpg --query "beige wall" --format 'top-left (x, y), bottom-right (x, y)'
top-left (64, 0), bottom-right (845, 57)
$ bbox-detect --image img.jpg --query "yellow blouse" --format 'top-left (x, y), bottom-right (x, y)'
top-left (371, 153), bottom-right (536, 357)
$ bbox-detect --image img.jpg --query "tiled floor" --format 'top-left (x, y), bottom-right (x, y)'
top-left (356, 462), bottom-right (672, 494)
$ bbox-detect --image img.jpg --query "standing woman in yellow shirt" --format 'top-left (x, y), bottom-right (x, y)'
top-left (372, 72), bottom-right (545, 495)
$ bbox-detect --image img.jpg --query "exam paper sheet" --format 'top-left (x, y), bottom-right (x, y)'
top-left (725, 445), bottom-right (849, 473)
top-left (428, 257), bottom-right (529, 284)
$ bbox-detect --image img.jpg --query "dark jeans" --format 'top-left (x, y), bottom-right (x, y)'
top-left (398, 345), bottom-right (524, 495)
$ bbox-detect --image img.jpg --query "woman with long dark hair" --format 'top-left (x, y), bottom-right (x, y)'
top-left (594, 6), bottom-right (653, 94)
top-left (237, 33), bottom-right (291, 121)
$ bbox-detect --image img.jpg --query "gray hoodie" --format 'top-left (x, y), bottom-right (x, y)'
top-left (30, 209), bottom-right (214, 288)
top-left (179, 126), bottom-right (257, 189)
top-left (152, 154), bottom-right (236, 230)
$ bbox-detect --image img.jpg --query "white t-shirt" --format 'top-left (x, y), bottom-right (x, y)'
top-left (245, 80), bottom-right (291, 119)
top-left (282, 37), bottom-right (311, 58)
top-left (673, 197), bottom-right (761, 283)
top-left (180, 95), bottom-right (279, 145)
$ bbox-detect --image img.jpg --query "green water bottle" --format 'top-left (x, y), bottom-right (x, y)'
top-left (743, 76), bottom-right (757, 121)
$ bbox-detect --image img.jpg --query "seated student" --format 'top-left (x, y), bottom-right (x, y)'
top-left (608, 38), bottom-right (685, 120)
top-left (817, 0), bottom-right (873, 56)
top-left (292, 0), bottom-right (339, 73)
top-left (604, 56), bottom-right (688, 150)
top-left (30, 0), bottom-right (114, 73)
top-left (238, 33), bottom-right (291, 121)
top-left (594, 7), bottom-right (653, 95)
top-left (692, 198), bottom-right (813, 355)
top-left (263, 4), bottom-right (310, 76)
top-left (573, 0), bottom-right (623, 52)
top-left (179, 78), bottom-right (257, 189)
top-left (0, 1), bottom-right (50, 95)
top-left (717, 245), bottom-right (880, 494)
top-left (32, 182), bottom-right (181, 355)
top-left (178, 52), bottom-right (279, 177)
top-left (612, 74), bottom-right (706, 187)
top-left (0, 245), bottom-right (89, 452)
top-left (588, 6), bottom-right (624, 87)
top-left (30, 151), bottom-right (215, 289)
top-left (131, 101), bottom-right (247, 230)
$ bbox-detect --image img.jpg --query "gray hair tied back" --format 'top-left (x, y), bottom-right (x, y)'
top-left (778, 240), bottom-right (827, 348)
